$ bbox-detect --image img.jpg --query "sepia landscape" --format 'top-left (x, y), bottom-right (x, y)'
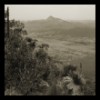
top-left (5, 5), bottom-right (95, 95)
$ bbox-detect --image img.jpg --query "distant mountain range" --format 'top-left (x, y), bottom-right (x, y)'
top-left (23, 16), bottom-right (95, 38)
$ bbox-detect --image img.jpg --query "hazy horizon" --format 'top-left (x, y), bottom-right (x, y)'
top-left (5, 5), bottom-right (95, 21)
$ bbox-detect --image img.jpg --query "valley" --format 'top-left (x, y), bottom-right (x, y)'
top-left (24, 16), bottom-right (95, 87)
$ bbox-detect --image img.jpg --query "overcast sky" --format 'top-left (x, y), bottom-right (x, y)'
top-left (5, 5), bottom-right (95, 21)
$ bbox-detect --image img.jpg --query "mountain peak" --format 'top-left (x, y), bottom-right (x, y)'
top-left (47, 16), bottom-right (65, 23)
top-left (47, 16), bottom-right (56, 20)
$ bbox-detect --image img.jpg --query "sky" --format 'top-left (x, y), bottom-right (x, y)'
top-left (5, 5), bottom-right (95, 21)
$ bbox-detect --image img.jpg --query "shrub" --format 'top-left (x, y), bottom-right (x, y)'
top-left (83, 80), bottom-right (95, 95)
top-left (5, 20), bottom-right (36, 94)
top-left (62, 64), bottom-right (77, 76)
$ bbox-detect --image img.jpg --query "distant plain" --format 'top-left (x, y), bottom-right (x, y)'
top-left (23, 16), bottom-right (95, 81)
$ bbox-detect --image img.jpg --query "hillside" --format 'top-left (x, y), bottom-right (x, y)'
top-left (23, 16), bottom-right (95, 38)
top-left (5, 19), bottom-right (90, 95)
top-left (5, 7), bottom-right (95, 96)
top-left (23, 16), bottom-right (95, 85)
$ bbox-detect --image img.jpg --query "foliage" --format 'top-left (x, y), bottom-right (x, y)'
top-left (62, 65), bottom-right (77, 76)
top-left (5, 19), bottom-right (94, 95)
top-left (83, 80), bottom-right (95, 95)
top-left (5, 20), bottom-right (35, 94)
